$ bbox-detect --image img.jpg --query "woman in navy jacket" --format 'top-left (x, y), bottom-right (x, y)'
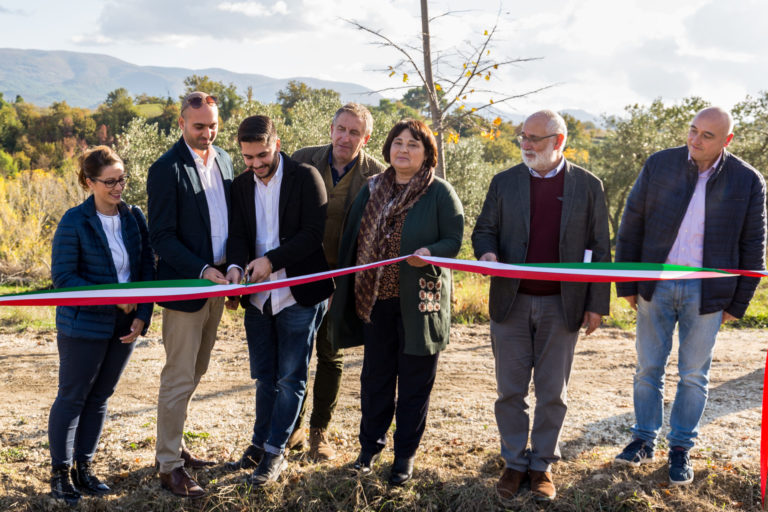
top-left (48, 146), bottom-right (154, 505)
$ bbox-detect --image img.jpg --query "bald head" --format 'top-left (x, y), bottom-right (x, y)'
top-left (687, 106), bottom-right (734, 172)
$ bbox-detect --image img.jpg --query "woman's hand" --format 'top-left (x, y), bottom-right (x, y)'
top-left (117, 303), bottom-right (137, 314)
top-left (119, 318), bottom-right (145, 344)
top-left (406, 247), bottom-right (431, 267)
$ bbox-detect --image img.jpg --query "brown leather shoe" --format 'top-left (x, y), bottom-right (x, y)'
top-left (309, 428), bottom-right (337, 461)
top-left (286, 427), bottom-right (306, 452)
top-left (181, 449), bottom-right (216, 468)
top-left (529, 470), bottom-right (556, 501)
top-left (159, 467), bottom-right (206, 498)
top-left (496, 468), bottom-right (528, 502)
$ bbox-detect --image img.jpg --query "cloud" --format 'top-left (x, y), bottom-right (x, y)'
top-left (217, 1), bottom-right (289, 17)
top-left (75, 0), bottom-right (308, 44)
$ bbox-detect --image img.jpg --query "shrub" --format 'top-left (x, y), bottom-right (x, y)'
top-left (0, 169), bottom-right (85, 281)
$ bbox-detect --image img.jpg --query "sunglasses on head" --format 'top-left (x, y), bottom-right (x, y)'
top-left (185, 95), bottom-right (218, 109)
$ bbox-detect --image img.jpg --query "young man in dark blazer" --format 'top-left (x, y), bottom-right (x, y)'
top-left (472, 110), bottom-right (611, 503)
top-left (225, 115), bottom-right (333, 486)
top-left (146, 92), bottom-right (234, 498)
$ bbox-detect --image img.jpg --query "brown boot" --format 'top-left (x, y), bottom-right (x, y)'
top-left (529, 470), bottom-right (556, 501)
top-left (309, 428), bottom-right (337, 461)
top-left (495, 468), bottom-right (528, 502)
top-left (286, 427), bottom-right (306, 452)
top-left (159, 467), bottom-right (206, 498)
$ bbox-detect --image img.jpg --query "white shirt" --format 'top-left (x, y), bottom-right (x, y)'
top-left (249, 154), bottom-right (297, 314)
top-left (97, 212), bottom-right (131, 283)
top-left (185, 142), bottom-right (228, 266)
top-left (665, 152), bottom-right (722, 268)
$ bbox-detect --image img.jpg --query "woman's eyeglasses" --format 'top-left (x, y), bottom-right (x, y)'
top-left (89, 175), bottom-right (129, 189)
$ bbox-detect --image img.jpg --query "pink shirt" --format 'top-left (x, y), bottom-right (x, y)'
top-left (665, 153), bottom-right (722, 268)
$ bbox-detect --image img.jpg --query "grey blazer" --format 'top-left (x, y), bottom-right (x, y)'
top-left (471, 161), bottom-right (611, 332)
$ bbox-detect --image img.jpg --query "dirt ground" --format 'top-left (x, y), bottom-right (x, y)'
top-left (0, 317), bottom-right (765, 511)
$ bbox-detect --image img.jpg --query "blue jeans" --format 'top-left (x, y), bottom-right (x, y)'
top-left (632, 279), bottom-right (722, 450)
top-left (49, 311), bottom-right (135, 466)
top-left (244, 300), bottom-right (326, 454)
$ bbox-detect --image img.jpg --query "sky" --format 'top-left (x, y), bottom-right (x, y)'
top-left (1, 0), bottom-right (766, 119)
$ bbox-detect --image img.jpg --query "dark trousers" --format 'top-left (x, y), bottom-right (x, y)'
top-left (359, 298), bottom-right (439, 458)
top-left (294, 314), bottom-right (344, 430)
top-left (48, 311), bottom-right (135, 466)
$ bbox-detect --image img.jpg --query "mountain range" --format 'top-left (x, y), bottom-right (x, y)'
top-left (0, 48), bottom-right (601, 125)
top-left (0, 48), bottom-right (383, 108)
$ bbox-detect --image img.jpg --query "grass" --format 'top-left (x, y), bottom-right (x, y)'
top-left (135, 103), bottom-right (164, 117)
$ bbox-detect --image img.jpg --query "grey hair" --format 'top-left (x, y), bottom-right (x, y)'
top-left (332, 103), bottom-right (373, 136)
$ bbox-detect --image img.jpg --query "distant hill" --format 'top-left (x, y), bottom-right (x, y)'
top-left (0, 48), bottom-right (382, 108)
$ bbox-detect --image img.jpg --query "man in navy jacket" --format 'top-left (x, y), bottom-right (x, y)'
top-left (614, 107), bottom-right (766, 485)
top-left (146, 92), bottom-right (234, 498)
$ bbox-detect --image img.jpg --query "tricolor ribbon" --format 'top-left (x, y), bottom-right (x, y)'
top-left (0, 254), bottom-right (765, 504)
top-left (0, 256), bottom-right (747, 306)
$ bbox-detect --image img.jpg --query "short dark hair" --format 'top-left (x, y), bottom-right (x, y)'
top-left (78, 145), bottom-right (123, 190)
top-left (382, 119), bottom-right (438, 169)
top-left (237, 115), bottom-right (277, 145)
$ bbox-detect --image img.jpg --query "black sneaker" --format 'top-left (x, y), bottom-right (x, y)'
top-left (614, 439), bottom-right (655, 467)
top-left (227, 444), bottom-right (265, 471)
top-left (668, 447), bottom-right (694, 485)
top-left (249, 452), bottom-right (287, 487)
top-left (51, 465), bottom-right (81, 506)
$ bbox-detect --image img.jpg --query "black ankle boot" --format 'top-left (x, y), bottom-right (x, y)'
top-left (51, 465), bottom-right (81, 505)
top-left (71, 460), bottom-right (111, 496)
top-left (388, 455), bottom-right (415, 486)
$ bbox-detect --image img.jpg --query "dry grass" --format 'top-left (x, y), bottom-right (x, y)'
top-left (0, 319), bottom-right (763, 511)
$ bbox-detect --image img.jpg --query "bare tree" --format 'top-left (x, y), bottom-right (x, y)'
top-left (346, 1), bottom-right (552, 178)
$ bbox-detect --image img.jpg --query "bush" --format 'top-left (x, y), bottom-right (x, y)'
top-left (444, 137), bottom-right (500, 230)
top-left (0, 169), bottom-right (85, 281)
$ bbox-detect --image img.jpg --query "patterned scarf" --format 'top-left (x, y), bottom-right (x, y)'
top-left (354, 164), bottom-right (434, 322)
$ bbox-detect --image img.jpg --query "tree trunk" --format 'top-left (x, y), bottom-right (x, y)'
top-left (420, 0), bottom-right (445, 179)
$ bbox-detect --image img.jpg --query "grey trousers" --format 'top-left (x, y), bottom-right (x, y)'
top-left (491, 293), bottom-right (579, 473)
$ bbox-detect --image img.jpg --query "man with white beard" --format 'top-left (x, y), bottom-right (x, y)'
top-left (471, 110), bottom-right (611, 503)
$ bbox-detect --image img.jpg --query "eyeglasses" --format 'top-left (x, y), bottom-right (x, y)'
top-left (89, 175), bottom-right (129, 189)
top-left (517, 133), bottom-right (558, 144)
top-left (183, 95), bottom-right (218, 111)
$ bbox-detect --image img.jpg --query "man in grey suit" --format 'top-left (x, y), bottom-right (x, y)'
top-left (472, 110), bottom-right (610, 503)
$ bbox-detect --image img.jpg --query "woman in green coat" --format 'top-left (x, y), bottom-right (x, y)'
top-left (328, 119), bottom-right (464, 485)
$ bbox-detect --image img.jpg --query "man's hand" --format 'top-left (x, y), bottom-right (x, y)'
top-left (119, 318), bottom-right (145, 344)
top-left (621, 295), bottom-right (638, 311)
top-left (406, 247), bottom-right (431, 267)
top-left (582, 311), bottom-right (602, 336)
top-left (116, 303), bottom-right (137, 314)
top-left (479, 252), bottom-right (498, 262)
top-left (246, 257), bottom-right (272, 283)
top-left (225, 267), bottom-right (242, 285)
top-left (203, 266), bottom-right (228, 284)
top-left (722, 311), bottom-right (737, 325)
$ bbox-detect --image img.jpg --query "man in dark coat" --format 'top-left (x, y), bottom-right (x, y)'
top-left (147, 92), bottom-right (234, 498)
top-left (289, 103), bottom-right (386, 460)
top-left (613, 107), bottom-right (766, 486)
top-left (225, 115), bottom-right (333, 486)
top-left (472, 109), bottom-right (611, 503)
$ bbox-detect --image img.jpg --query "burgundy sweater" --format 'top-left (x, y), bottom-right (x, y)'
top-left (518, 170), bottom-right (564, 295)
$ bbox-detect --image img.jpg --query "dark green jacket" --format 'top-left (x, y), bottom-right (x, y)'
top-left (329, 177), bottom-right (464, 356)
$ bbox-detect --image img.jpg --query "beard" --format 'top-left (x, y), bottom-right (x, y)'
top-left (522, 150), bottom-right (559, 173)
top-left (249, 155), bottom-right (279, 181)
